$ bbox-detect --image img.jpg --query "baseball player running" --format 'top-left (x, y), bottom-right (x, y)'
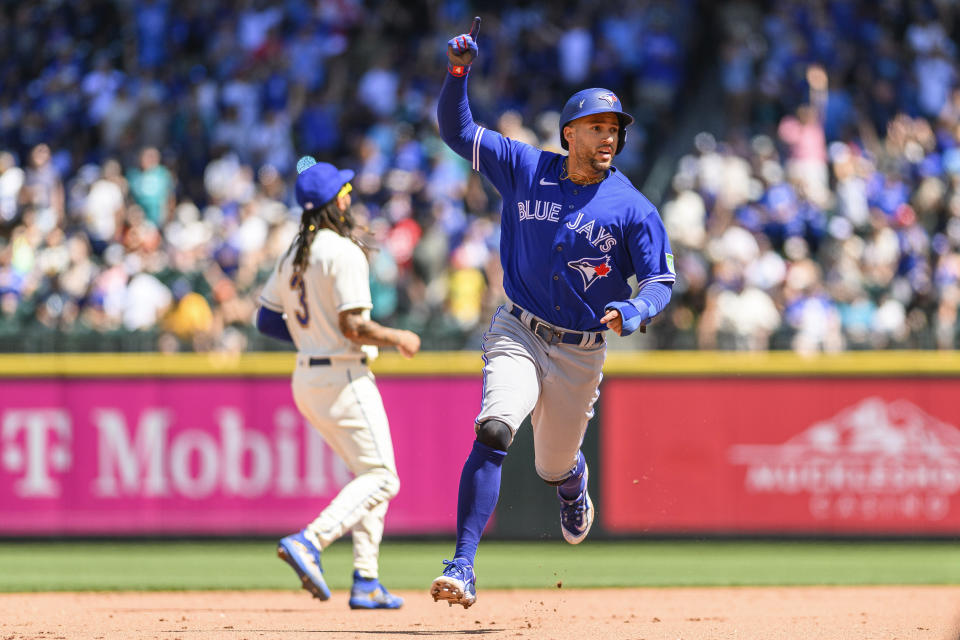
top-left (256, 157), bottom-right (420, 609)
top-left (430, 18), bottom-right (675, 609)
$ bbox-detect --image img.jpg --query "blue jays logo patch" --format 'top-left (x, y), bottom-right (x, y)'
top-left (567, 256), bottom-right (612, 290)
top-left (598, 93), bottom-right (618, 107)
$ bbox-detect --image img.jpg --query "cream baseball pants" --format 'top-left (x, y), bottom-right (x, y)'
top-left (291, 358), bottom-right (399, 579)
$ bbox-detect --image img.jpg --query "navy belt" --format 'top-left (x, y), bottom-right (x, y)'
top-left (509, 305), bottom-right (603, 346)
top-left (309, 356), bottom-right (367, 366)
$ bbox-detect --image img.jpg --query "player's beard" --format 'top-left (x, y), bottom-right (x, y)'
top-left (567, 136), bottom-right (614, 183)
top-left (590, 154), bottom-right (612, 173)
top-left (577, 146), bottom-right (612, 176)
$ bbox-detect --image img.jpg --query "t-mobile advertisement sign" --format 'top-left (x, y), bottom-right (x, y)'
top-left (0, 377), bottom-right (478, 535)
top-left (603, 378), bottom-right (960, 534)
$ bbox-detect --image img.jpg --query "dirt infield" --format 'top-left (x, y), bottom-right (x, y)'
top-left (1, 586), bottom-right (958, 639)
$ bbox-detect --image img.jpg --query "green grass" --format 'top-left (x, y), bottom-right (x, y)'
top-left (0, 540), bottom-right (957, 592)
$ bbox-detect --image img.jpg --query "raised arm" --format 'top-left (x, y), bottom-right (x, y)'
top-left (438, 17), bottom-right (483, 159)
top-left (438, 17), bottom-right (538, 196)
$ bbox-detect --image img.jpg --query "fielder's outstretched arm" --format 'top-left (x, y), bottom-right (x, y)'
top-left (339, 309), bottom-right (421, 358)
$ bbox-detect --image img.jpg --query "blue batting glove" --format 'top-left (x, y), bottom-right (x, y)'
top-left (447, 17), bottom-right (481, 77)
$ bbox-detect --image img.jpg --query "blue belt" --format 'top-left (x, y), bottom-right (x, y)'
top-left (509, 305), bottom-right (603, 346)
top-left (309, 356), bottom-right (367, 366)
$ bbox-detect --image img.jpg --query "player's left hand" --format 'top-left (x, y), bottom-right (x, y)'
top-left (447, 17), bottom-right (481, 70)
top-left (600, 309), bottom-right (623, 336)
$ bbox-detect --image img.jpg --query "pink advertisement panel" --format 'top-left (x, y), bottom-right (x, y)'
top-left (0, 377), bottom-right (479, 535)
top-left (603, 378), bottom-right (960, 534)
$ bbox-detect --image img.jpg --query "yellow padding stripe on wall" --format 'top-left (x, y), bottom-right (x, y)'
top-left (0, 351), bottom-right (959, 378)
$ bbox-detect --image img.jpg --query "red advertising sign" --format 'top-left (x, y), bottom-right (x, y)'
top-left (602, 378), bottom-right (960, 533)
top-left (0, 377), bottom-right (478, 535)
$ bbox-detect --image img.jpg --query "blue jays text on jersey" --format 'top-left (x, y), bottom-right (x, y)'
top-left (519, 202), bottom-right (616, 253)
top-left (564, 212), bottom-right (617, 252)
top-left (438, 74), bottom-right (675, 332)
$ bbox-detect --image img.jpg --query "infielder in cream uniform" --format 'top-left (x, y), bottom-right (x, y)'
top-left (256, 156), bottom-right (420, 610)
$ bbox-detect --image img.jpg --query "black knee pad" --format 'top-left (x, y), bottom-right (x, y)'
top-left (475, 419), bottom-right (512, 451)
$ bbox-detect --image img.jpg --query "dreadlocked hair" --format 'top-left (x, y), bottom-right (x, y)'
top-left (288, 199), bottom-right (369, 276)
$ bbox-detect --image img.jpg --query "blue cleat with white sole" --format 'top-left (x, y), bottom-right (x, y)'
top-left (349, 571), bottom-right (404, 609)
top-left (430, 558), bottom-right (477, 609)
top-left (558, 463), bottom-right (594, 544)
top-left (277, 530), bottom-right (331, 601)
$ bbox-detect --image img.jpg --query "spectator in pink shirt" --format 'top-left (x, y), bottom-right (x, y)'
top-left (778, 66), bottom-right (830, 208)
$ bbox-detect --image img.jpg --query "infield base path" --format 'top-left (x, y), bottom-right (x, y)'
top-left (1, 586), bottom-right (958, 639)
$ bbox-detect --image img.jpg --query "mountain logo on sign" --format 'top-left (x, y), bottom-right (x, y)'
top-left (727, 397), bottom-right (960, 521)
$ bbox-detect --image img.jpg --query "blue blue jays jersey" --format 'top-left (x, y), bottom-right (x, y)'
top-left (438, 75), bottom-right (675, 331)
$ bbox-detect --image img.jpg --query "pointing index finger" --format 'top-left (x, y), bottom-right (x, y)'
top-left (469, 16), bottom-right (481, 40)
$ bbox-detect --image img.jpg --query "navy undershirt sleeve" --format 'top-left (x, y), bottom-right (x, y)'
top-left (256, 306), bottom-right (294, 343)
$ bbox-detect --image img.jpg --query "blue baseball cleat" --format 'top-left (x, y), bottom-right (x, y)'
top-left (558, 463), bottom-right (594, 544)
top-left (277, 530), bottom-right (331, 601)
top-left (348, 571), bottom-right (404, 609)
top-left (430, 558), bottom-right (477, 609)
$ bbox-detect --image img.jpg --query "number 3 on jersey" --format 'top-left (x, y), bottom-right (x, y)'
top-left (289, 274), bottom-right (309, 326)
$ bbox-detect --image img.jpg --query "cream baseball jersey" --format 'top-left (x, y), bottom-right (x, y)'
top-left (259, 229), bottom-right (377, 359)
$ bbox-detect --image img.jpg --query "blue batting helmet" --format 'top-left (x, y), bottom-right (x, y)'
top-left (559, 88), bottom-right (634, 155)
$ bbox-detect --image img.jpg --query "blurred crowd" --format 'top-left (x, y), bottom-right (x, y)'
top-left (2, 0), bottom-right (959, 353)
top-left (655, 0), bottom-right (960, 352)
top-left (0, 0), bottom-right (695, 352)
